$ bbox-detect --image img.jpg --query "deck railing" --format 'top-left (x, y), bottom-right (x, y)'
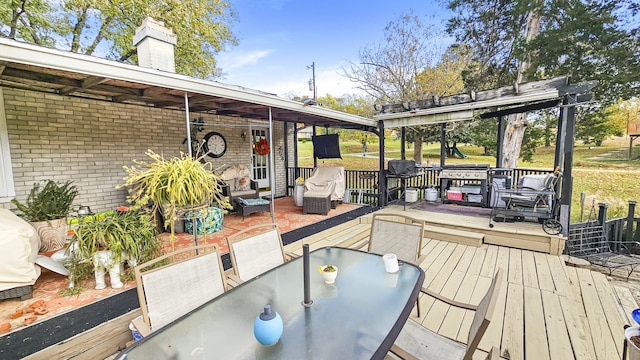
top-left (567, 201), bottom-right (639, 254)
top-left (286, 166), bottom-right (553, 206)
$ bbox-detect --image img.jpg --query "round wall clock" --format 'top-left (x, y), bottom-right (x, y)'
top-left (203, 132), bottom-right (227, 158)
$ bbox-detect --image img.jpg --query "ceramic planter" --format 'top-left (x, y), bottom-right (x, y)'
top-left (30, 217), bottom-right (68, 252)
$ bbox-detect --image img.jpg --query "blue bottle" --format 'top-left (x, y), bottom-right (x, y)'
top-left (253, 304), bottom-right (283, 346)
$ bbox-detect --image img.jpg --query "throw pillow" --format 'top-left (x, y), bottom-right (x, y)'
top-left (235, 176), bottom-right (251, 191)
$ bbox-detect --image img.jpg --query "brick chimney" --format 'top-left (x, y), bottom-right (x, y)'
top-left (133, 17), bottom-right (177, 72)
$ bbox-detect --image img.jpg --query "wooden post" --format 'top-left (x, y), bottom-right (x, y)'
top-left (440, 123), bottom-right (446, 167)
top-left (559, 95), bottom-right (576, 237)
top-left (627, 200), bottom-right (636, 243)
top-left (312, 126), bottom-right (317, 168)
top-left (496, 116), bottom-right (504, 167)
top-left (293, 123), bottom-right (299, 179)
top-left (598, 202), bottom-right (610, 249)
top-left (400, 127), bottom-right (406, 160)
top-left (284, 122), bottom-right (289, 196)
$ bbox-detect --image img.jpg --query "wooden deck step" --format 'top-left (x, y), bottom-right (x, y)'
top-left (423, 225), bottom-right (484, 247)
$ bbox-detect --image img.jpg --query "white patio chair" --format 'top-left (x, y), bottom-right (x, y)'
top-left (134, 244), bottom-right (227, 333)
top-left (389, 270), bottom-right (504, 360)
top-left (226, 223), bottom-right (297, 287)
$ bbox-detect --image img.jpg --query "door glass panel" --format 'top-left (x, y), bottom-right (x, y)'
top-left (251, 128), bottom-right (270, 189)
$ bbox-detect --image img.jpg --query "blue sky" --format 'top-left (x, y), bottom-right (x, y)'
top-left (217, 0), bottom-right (453, 98)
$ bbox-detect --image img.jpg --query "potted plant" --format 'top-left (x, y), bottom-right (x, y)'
top-left (12, 180), bottom-right (78, 252)
top-left (119, 150), bottom-right (231, 247)
top-left (68, 210), bottom-right (161, 290)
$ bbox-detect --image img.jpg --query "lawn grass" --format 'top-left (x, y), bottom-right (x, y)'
top-left (295, 136), bottom-right (639, 222)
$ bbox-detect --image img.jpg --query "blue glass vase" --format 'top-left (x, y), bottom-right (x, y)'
top-left (253, 305), bottom-right (283, 346)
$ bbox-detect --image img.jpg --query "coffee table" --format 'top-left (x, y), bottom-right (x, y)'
top-left (235, 197), bottom-right (271, 221)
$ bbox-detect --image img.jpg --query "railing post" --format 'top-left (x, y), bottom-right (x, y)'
top-left (598, 203), bottom-right (611, 249)
top-left (627, 200), bottom-right (637, 243)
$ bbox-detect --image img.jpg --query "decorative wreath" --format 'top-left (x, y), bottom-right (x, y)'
top-left (253, 138), bottom-right (270, 156)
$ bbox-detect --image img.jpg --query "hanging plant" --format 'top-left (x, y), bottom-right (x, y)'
top-left (253, 138), bottom-right (270, 156)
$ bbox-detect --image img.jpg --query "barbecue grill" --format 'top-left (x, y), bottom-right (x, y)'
top-left (439, 164), bottom-right (490, 207)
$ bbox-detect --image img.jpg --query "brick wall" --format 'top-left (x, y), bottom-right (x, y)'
top-left (0, 88), bottom-right (289, 212)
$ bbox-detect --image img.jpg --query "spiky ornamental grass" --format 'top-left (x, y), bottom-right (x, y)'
top-left (119, 150), bottom-right (231, 247)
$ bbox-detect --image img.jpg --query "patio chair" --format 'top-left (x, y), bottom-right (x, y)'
top-left (134, 244), bottom-right (227, 333)
top-left (389, 270), bottom-right (504, 360)
top-left (367, 213), bottom-right (426, 316)
top-left (304, 166), bottom-right (346, 214)
top-left (226, 223), bottom-right (297, 287)
top-left (368, 213), bottom-right (426, 265)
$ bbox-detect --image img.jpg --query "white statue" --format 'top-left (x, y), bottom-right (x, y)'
top-left (94, 250), bottom-right (132, 289)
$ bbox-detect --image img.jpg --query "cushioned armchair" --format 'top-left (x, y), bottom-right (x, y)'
top-left (219, 164), bottom-right (259, 212)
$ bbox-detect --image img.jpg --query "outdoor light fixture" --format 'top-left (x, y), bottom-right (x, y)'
top-left (241, 131), bottom-right (247, 140)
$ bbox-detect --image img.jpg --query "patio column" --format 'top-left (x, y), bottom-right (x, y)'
top-left (312, 126), bottom-right (317, 168)
top-left (559, 95), bottom-right (576, 237)
top-left (400, 127), bottom-right (406, 160)
top-left (294, 123), bottom-right (299, 179)
top-left (378, 120), bottom-right (386, 207)
top-left (184, 92), bottom-right (192, 157)
top-left (496, 116), bottom-right (505, 167)
top-left (284, 122), bottom-right (289, 196)
top-left (268, 107), bottom-right (275, 223)
top-left (440, 123), bottom-right (446, 167)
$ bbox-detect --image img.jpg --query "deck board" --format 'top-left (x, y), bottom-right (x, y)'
top-left (576, 268), bottom-right (620, 360)
top-left (541, 290), bottom-right (574, 360)
top-left (280, 208), bottom-right (634, 360)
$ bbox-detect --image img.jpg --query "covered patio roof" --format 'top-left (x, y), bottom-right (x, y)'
top-left (0, 38), bottom-right (375, 128)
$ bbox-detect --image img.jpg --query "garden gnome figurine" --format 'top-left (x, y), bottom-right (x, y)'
top-left (94, 250), bottom-right (124, 289)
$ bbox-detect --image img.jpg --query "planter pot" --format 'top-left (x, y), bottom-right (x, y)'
top-left (626, 326), bottom-right (640, 360)
top-left (184, 207), bottom-right (224, 235)
top-left (294, 185), bottom-right (304, 207)
top-left (30, 217), bottom-right (68, 252)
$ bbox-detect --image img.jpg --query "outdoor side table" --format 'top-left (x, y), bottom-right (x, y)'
top-left (116, 247), bottom-right (424, 360)
top-left (235, 198), bottom-right (271, 221)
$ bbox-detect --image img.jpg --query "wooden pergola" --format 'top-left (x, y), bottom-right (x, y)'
top-left (372, 77), bottom-right (597, 236)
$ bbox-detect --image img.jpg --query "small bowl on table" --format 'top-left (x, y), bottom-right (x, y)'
top-left (318, 265), bottom-right (338, 284)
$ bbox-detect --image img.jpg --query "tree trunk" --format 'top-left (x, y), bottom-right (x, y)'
top-left (502, 113), bottom-right (527, 167)
top-left (501, 10), bottom-right (541, 167)
top-left (413, 131), bottom-right (423, 164)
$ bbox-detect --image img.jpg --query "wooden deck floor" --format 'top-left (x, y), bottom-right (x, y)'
top-left (285, 208), bottom-right (635, 360)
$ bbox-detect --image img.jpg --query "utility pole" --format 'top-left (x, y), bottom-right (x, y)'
top-left (307, 62), bottom-right (316, 100)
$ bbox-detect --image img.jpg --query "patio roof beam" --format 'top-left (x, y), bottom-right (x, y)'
top-left (381, 110), bottom-right (474, 128)
top-left (479, 99), bottom-right (561, 119)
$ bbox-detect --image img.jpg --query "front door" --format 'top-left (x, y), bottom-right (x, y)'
top-left (251, 127), bottom-right (270, 189)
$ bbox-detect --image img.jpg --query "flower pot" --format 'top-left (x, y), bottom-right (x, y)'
top-left (294, 185), bottom-right (304, 207)
top-left (30, 217), bottom-right (68, 252)
top-left (184, 207), bottom-right (224, 235)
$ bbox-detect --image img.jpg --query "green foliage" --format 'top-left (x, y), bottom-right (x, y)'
top-left (316, 94), bottom-right (376, 118)
top-left (12, 180), bottom-right (78, 222)
top-left (0, 1), bottom-right (238, 79)
top-left (446, 0), bottom-right (640, 104)
top-left (575, 107), bottom-right (622, 146)
top-left (72, 210), bottom-right (160, 265)
top-left (469, 119), bottom-right (498, 155)
top-left (120, 150), bottom-right (230, 230)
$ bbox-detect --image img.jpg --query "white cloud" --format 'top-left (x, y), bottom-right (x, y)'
top-left (218, 49), bottom-right (273, 71)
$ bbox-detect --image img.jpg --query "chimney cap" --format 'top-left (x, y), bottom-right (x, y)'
top-left (133, 17), bottom-right (177, 47)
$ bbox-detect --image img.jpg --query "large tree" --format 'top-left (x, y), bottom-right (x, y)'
top-left (447, 0), bottom-right (640, 167)
top-left (0, 0), bottom-right (237, 79)
top-left (343, 14), bottom-right (469, 164)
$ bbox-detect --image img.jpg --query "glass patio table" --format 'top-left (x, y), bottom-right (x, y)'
top-left (116, 246), bottom-right (425, 360)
